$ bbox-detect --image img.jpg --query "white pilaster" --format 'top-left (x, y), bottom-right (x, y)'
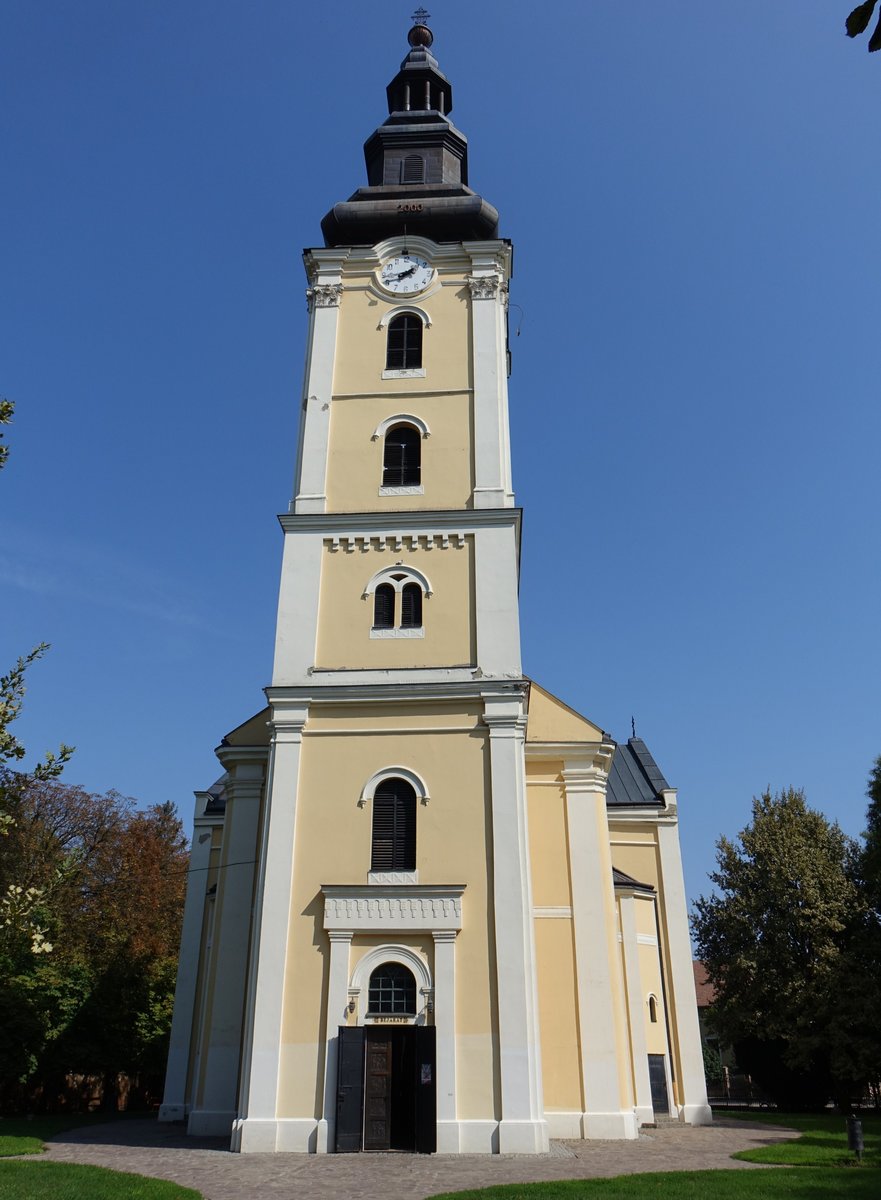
top-left (234, 700), bottom-right (309, 1153)
top-left (563, 753), bottom-right (639, 1141)
top-left (317, 931), bottom-right (354, 1154)
top-left (474, 522), bottom-right (522, 677)
top-left (465, 244), bottom-right (514, 509)
top-left (159, 797), bottom-right (216, 1122)
top-left (272, 530), bottom-right (325, 683)
top-left (294, 250), bottom-right (347, 515)
top-left (484, 693), bottom-right (548, 1154)
top-left (433, 930), bottom-right (459, 1152)
top-left (656, 795), bottom-right (712, 1126)
top-left (618, 893), bottom-right (654, 1126)
top-left (188, 752), bottom-right (266, 1138)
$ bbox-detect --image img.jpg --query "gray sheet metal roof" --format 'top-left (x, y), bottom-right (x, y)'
top-left (612, 866), bottom-right (656, 893)
top-left (607, 738), bottom-right (669, 808)
top-left (203, 775), bottom-right (227, 815)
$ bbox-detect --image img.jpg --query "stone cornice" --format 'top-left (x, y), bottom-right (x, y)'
top-left (265, 677), bottom-right (529, 706)
top-left (279, 508), bottom-right (521, 535)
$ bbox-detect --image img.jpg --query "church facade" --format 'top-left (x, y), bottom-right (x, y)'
top-left (159, 18), bottom-right (711, 1154)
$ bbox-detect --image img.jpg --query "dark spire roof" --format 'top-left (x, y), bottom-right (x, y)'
top-left (606, 738), bottom-right (670, 808)
top-left (321, 18), bottom-right (499, 247)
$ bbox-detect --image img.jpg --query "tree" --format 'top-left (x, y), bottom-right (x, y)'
top-left (0, 398), bottom-right (11, 470)
top-left (847, 1), bottom-right (881, 51)
top-left (0, 778), bottom-right (188, 1110)
top-left (692, 788), bottom-right (870, 1107)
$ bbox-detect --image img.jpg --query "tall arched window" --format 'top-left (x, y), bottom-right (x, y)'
top-left (383, 423), bottom-right (421, 487)
top-left (373, 583), bottom-right (395, 629)
top-left (386, 314), bottom-right (423, 371)
top-left (368, 962), bottom-right (417, 1015)
top-left (400, 582), bottom-right (422, 628)
top-left (371, 777), bottom-right (417, 871)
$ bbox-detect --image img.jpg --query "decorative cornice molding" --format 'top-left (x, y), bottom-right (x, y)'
top-left (332, 532), bottom-right (464, 555)
top-left (322, 884), bottom-right (465, 932)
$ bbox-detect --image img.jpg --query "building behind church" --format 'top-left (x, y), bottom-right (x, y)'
top-left (159, 17), bottom-right (711, 1154)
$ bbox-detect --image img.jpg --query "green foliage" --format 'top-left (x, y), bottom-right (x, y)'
top-left (0, 398), bottom-right (11, 471)
top-left (0, 780), bottom-right (188, 1110)
top-left (692, 787), bottom-right (877, 1103)
top-left (0, 1161), bottom-right (202, 1199)
top-left (426, 1168), bottom-right (881, 1199)
top-left (702, 1042), bottom-right (723, 1084)
top-left (847, 2), bottom-right (881, 52)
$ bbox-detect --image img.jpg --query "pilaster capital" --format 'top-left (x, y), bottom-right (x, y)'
top-left (265, 695), bottom-right (310, 745)
top-left (214, 746), bottom-right (268, 796)
top-left (467, 273), bottom-right (507, 301)
top-left (562, 742), bottom-right (616, 796)
top-left (305, 283), bottom-right (342, 311)
top-left (328, 930), bottom-right (354, 945)
top-left (432, 930), bottom-right (458, 944)
top-left (481, 692), bottom-right (527, 734)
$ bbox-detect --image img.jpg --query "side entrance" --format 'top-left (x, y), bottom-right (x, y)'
top-left (335, 1024), bottom-right (436, 1153)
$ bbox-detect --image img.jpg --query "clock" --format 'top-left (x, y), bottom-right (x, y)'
top-left (378, 254), bottom-right (434, 295)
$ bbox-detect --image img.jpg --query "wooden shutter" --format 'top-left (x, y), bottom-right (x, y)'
top-left (373, 584), bottom-right (395, 628)
top-left (371, 778), bottom-right (417, 871)
top-left (383, 424), bottom-right (421, 487)
top-left (401, 583), bottom-right (423, 627)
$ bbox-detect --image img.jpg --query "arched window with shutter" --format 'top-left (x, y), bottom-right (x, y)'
top-left (373, 583), bottom-right (395, 629)
top-left (400, 582), bottom-right (422, 628)
top-left (383, 423), bottom-right (421, 487)
top-left (386, 314), bottom-right (423, 371)
top-left (371, 777), bottom-right (417, 871)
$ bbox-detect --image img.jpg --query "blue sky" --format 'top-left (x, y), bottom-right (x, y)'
top-left (2, 2), bottom-right (879, 909)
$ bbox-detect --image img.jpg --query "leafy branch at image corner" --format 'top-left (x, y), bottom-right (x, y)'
top-left (847, 0), bottom-right (881, 51)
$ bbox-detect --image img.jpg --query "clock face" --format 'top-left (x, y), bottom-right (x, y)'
top-left (379, 254), bottom-right (434, 295)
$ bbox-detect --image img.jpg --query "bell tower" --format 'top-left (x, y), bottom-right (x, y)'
top-left (228, 15), bottom-right (546, 1155)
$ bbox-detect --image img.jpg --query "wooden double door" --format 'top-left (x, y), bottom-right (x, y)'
top-left (336, 1025), bottom-right (436, 1153)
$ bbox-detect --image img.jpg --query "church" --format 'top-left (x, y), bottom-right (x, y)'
top-left (159, 16), bottom-right (711, 1154)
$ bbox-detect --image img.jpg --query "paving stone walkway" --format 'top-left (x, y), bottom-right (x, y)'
top-left (43, 1117), bottom-right (795, 1200)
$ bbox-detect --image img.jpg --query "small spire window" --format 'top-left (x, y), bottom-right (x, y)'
top-left (402, 154), bottom-right (425, 184)
top-left (386, 314), bottom-right (423, 371)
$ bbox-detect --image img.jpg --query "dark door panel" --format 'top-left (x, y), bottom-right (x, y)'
top-left (648, 1053), bottom-right (670, 1115)
top-left (335, 1026), bottom-right (365, 1153)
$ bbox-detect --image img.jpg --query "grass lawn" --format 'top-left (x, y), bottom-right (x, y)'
top-left (0, 1161), bottom-right (202, 1199)
top-left (725, 1110), bottom-right (881, 1168)
top-left (427, 1168), bottom-right (881, 1199)
top-left (0, 1112), bottom-right (136, 1158)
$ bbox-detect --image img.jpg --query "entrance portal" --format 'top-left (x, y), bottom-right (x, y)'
top-left (335, 1024), bottom-right (436, 1153)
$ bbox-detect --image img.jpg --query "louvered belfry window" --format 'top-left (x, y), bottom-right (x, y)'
top-left (402, 154), bottom-right (426, 184)
top-left (368, 963), bottom-right (417, 1015)
top-left (386, 314), bottom-right (423, 370)
top-left (371, 777), bottom-right (417, 871)
top-left (400, 582), bottom-right (423, 628)
top-left (373, 583), bottom-right (395, 628)
top-left (383, 423), bottom-right (421, 487)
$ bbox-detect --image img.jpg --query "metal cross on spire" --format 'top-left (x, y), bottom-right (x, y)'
top-left (411, 7), bottom-right (431, 24)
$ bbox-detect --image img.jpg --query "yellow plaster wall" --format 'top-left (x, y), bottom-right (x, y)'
top-left (276, 704), bottom-right (499, 1120)
top-left (526, 682), bottom-right (605, 744)
top-left (333, 281), bottom-right (472, 397)
top-left (315, 538), bottom-right (475, 669)
top-left (526, 777), bottom-right (571, 908)
top-left (326, 392), bottom-right (474, 512)
top-left (534, 918), bottom-right (582, 1112)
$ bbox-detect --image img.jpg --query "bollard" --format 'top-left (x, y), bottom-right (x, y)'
top-left (846, 1115), bottom-right (864, 1162)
